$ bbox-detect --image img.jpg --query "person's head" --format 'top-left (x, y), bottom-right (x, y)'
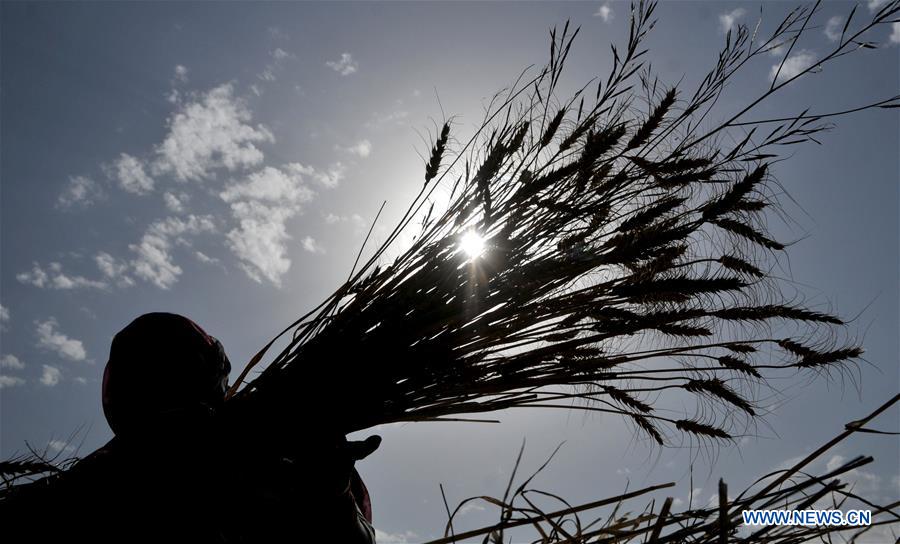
top-left (102, 312), bottom-right (231, 437)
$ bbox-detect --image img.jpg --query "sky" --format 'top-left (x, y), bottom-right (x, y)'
top-left (1, 1), bottom-right (898, 542)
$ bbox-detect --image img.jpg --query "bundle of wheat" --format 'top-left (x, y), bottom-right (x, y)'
top-left (225, 0), bottom-right (899, 449)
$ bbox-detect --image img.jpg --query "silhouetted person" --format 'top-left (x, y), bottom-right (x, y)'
top-left (1, 312), bottom-right (378, 543)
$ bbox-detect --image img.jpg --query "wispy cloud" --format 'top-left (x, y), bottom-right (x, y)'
top-left (153, 83), bottom-right (273, 182)
top-left (36, 318), bottom-right (86, 361)
top-left (163, 191), bottom-right (189, 213)
top-left (0, 303), bottom-right (9, 330)
top-left (220, 164), bottom-right (315, 203)
top-left (57, 175), bottom-right (104, 209)
top-left (221, 164), bottom-right (316, 286)
top-left (719, 8), bottom-right (745, 33)
top-left (374, 529), bottom-right (418, 543)
top-left (890, 22), bottom-right (900, 45)
top-left (112, 153), bottom-right (155, 194)
top-left (311, 162), bottom-right (345, 188)
top-left (769, 50), bottom-right (817, 83)
top-left (326, 52), bottom-right (358, 76)
top-left (594, 3), bottom-right (613, 23)
top-left (325, 212), bottom-right (366, 234)
top-left (167, 65), bottom-right (189, 104)
top-left (457, 502), bottom-right (486, 516)
top-left (365, 110), bottom-right (409, 130)
top-left (40, 365), bottom-right (61, 386)
top-left (95, 252), bottom-right (134, 287)
top-left (344, 139), bottom-right (372, 158)
top-left (1, 355), bottom-right (25, 370)
top-left (48, 439), bottom-right (75, 453)
top-left (0, 375), bottom-right (25, 388)
top-left (868, 0), bottom-right (890, 12)
top-left (17, 262), bottom-right (107, 290)
top-left (301, 235), bottom-right (324, 254)
top-left (129, 215), bottom-right (216, 289)
top-left (825, 454), bottom-right (882, 494)
top-left (194, 251), bottom-right (219, 265)
top-left (824, 16), bottom-right (843, 42)
top-left (174, 64), bottom-right (189, 83)
top-left (257, 48), bottom-right (294, 84)
top-left (267, 26), bottom-right (289, 41)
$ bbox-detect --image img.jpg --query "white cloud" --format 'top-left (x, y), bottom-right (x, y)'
top-left (868, 0), bottom-right (890, 11)
top-left (1, 355), bottom-right (25, 370)
top-left (17, 264), bottom-right (48, 287)
top-left (221, 164), bottom-right (316, 203)
top-left (325, 213), bottom-right (367, 234)
top-left (366, 110), bottom-right (409, 129)
top-left (766, 42), bottom-right (788, 57)
top-left (301, 236), bottom-right (324, 254)
top-left (74, 376), bottom-right (88, 385)
top-left (825, 454), bottom-right (847, 472)
top-left (769, 50), bottom-right (817, 83)
top-left (174, 64), bottom-right (189, 83)
top-left (221, 164), bottom-right (316, 286)
top-left (824, 455), bottom-right (881, 494)
top-left (890, 22), bottom-right (900, 45)
top-left (258, 68), bottom-right (276, 82)
top-left (17, 262), bottom-right (107, 290)
top-left (194, 251), bottom-right (219, 264)
top-left (130, 215), bottom-right (216, 289)
top-left (225, 203), bottom-right (295, 285)
top-left (0, 303), bottom-right (9, 330)
top-left (0, 375), bottom-right (25, 388)
top-left (113, 153), bottom-right (155, 194)
top-left (95, 252), bottom-right (134, 287)
top-left (48, 440), bottom-right (75, 453)
top-left (374, 529), bottom-right (418, 543)
top-left (824, 16), bottom-right (843, 42)
top-left (40, 365), bottom-right (62, 387)
top-left (719, 8), bottom-right (745, 33)
top-left (311, 162), bottom-right (345, 188)
top-left (457, 502), bottom-right (486, 516)
top-left (36, 318), bottom-right (87, 361)
top-left (326, 53), bottom-right (358, 76)
top-left (57, 175), bottom-right (103, 209)
top-left (163, 191), bottom-right (189, 213)
top-left (594, 3), bottom-right (613, 23)
top-left (257, 48), bottom-right (294, 83)
top-left (345, 140), bottom-right (372, 158)
top-left (267, 26), bottom-right (288, 40)
top-left (154, 83), bottom-right (274, 182)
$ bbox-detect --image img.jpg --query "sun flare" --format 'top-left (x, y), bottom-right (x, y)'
top-left (459, 231), bottom-right (486, 260)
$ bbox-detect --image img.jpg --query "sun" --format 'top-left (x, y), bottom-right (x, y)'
top-left (459, 231), bottom-right (486, 260)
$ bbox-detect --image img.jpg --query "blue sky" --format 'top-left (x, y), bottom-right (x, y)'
top-left (1, 2), bottom-right (898, 542)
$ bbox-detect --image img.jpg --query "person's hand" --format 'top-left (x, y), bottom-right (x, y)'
top-left (326, 434), bottom-right (381, 497)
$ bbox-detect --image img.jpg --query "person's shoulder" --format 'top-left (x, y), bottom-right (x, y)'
top-left (65, 438), bottom-right (123, 480)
